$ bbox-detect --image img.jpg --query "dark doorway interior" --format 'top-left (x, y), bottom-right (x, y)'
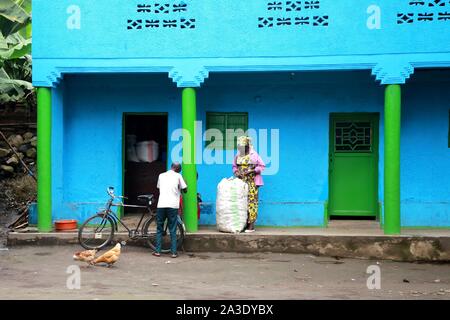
top-left (124, 114), bottom-right (168, 214)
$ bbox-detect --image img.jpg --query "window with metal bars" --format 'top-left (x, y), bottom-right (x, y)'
top-left (335, 121), bottom-right (372, 152)
top-left (205, 112), bottom-right (248, 149)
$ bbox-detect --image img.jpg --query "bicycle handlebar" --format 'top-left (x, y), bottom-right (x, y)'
top-left (107, 187), bottom-right (127, 201)
top-left (107, 186), bottom-right (115, 198)
top-left (105, 186), bottom-right (151, 211)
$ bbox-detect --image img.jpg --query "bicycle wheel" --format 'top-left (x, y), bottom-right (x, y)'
top-left (143, 216), bottom-right (184, 253)
top-left (78, 213), bottom-right (115, 250)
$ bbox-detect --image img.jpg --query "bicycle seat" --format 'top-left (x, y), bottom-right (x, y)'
top-left (137, 194), bottom-right (154, 203)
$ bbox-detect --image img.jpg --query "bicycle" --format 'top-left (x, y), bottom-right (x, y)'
top-left (78, 187), bottom-right (185, 252)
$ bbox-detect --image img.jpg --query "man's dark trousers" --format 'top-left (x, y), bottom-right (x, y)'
top-left (155, 207), bottom-right (178, 254)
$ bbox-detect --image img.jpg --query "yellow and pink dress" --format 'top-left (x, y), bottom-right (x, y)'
top-left (233, 149), bottom-right (265, 224)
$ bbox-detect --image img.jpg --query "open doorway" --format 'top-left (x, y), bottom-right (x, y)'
top-left (123, 113), bottom-right (168, 214)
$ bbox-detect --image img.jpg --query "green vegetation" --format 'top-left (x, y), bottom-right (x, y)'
top-left (0, 0), bottom-right (33, 105)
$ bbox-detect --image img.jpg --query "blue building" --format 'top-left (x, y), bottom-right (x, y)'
top-left (32, 0), bottom-right (450, 234)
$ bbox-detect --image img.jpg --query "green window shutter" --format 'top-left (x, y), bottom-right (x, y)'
top-left (206, 113), bottom-right (226, 148)
top-left (226, 113), bottom-right (248, 149)
top-left (206, 112), bottom-right (248, 149)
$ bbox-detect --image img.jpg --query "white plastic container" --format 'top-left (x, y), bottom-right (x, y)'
top-left (136, 140), bottom-right (159, 163)
top-left (126, 135), bottom-right (139, 162)
top-left (127, 146), bottom-right (139, 162)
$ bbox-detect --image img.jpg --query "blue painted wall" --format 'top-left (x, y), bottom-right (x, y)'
top-left (33, 0), bottom-right (450, 87)
top-left (34, 1), bottom-right (450, 59)
top-left (52, 73), bottom-right (181, 221)
top-left (400, 73), bottom-right (450, 227)
top-left (52, 70), bottom-right (450, 227)
top-left (197, 71), bottom-right (384, 226)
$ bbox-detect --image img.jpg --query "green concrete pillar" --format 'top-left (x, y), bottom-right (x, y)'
top-left (384, 84), bottom-right (401, 235)
top-left (37, 87), bottom-right (52, 232)
top-left (181, 88), bottom-right (198, 232)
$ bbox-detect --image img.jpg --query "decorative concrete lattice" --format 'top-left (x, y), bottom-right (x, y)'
top-left (259, 0), bottom-right (328, 28)
top-left (128, 2), bottom-right (195, 30)
top-left (397, 0), bottom-right (450, 24)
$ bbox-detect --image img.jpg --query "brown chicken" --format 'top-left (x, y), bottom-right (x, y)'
top-left (73, 249), bottom-right (97, 265)
top-left (92, 243), bottom-right (121, 267)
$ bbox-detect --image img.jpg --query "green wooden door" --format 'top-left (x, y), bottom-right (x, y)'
top-left (328, 113), bottom-right (379, 217)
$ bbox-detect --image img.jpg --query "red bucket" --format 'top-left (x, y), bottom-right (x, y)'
top-left (54, 219), bottom-right (78, 231)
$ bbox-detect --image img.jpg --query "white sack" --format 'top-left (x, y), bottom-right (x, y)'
top-left (216, 177), bottom-right (248, 233)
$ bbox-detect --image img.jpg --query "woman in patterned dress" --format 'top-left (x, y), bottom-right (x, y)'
top-left (232, 136), bottom-right (265, 232)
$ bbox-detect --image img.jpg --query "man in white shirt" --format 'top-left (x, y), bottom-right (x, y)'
top-left (153, 162), bottom-right (187, 258)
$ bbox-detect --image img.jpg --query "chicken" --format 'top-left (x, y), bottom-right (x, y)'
top-left (92, 243), bottom-right (121, 267)
top-left (73, 249), bottom-right (97, 265)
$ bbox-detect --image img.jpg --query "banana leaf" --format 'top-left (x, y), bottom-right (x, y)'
top-left (0, 0), bottom-right (31, 37)
top-left (0, 32), bottom-right (31, 62)
top-left (0, 66), bottom-right (33, 102)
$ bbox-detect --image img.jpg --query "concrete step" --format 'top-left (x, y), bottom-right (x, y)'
top-left (6, 230), bottom-right (450, 262)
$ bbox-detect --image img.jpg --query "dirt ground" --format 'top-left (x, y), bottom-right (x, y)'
top-left (0, 245), bottom-right (449, 300)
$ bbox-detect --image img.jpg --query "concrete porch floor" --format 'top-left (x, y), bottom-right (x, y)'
top-left (6, 218), bottom-right (450, 262)
top-left (120, 213), bottom-right (450, 237)
top-left (196, 221), bottom-right (450, 237)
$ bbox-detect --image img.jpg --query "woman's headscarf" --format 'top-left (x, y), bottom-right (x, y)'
top-left (237, 136), bottom-right (252, 148)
